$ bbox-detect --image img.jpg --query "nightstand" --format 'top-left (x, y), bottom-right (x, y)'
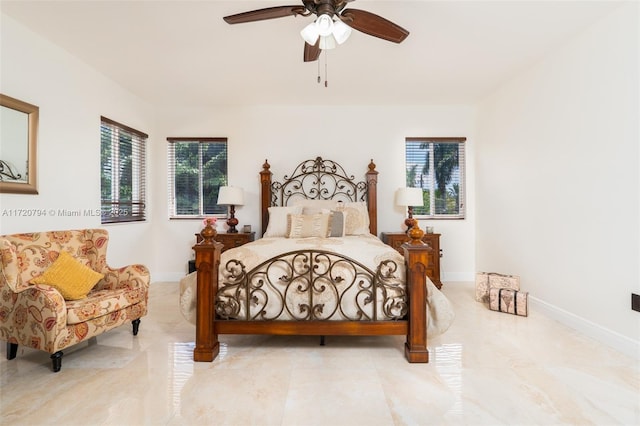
top-left (195, 231), bottom-right (255, 252)
top-left (189, 232), bottom-right (256, 273)
top-left (380, 232), bottom-right (442, 289)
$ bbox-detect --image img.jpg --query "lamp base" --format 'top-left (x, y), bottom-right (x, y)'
top-left (226, 204), bottom-right (239, 233)
top-left (226, 217), bottom-right (239, 233)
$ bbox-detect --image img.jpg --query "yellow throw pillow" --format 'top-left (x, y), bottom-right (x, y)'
top-left (31, 251), bottom-right (104, 300)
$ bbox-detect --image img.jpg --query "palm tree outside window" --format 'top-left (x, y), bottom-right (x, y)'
top-left (405, 137), bottom-right (466, 219)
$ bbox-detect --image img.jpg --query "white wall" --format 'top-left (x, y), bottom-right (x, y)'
top-left (0, 14), bottom-right (156, 271)
top-left (152, 105), bottom-right (476, 281)
top-left (476, 3), bottom-right (639, 354)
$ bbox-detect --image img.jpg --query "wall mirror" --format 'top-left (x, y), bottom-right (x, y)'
top-left (0, 94), bottom-right (38, 194)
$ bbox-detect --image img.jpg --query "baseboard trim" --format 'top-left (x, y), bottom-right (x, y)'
top-left (530, 296), bottom-right (640, 359)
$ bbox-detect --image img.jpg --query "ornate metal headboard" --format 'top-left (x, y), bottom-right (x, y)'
top-left (260, 157), bottom-right (378, 236)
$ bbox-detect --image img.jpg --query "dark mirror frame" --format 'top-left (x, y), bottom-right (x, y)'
top-left (0, 94), bottom-right (39, 194)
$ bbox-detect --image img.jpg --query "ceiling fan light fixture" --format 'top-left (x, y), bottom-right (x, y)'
top-left (319, 34), bottom-right (337, 50)
top-left (332, 18), bottom-right (351, 45)
top-left (315, 14), bottom-right (334, 37)
top-left (300, 21), bottom-right (320, 45)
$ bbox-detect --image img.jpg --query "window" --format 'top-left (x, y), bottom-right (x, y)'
top-left (167, 138), bottom-right (228, 218)
top-left (405, 137), bottom-right (466, 219)
top-left (100, 117), bottom-right (147, 223)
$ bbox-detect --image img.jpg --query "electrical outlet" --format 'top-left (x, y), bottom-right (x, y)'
top-left (632, 293), bottom-right (640, 312)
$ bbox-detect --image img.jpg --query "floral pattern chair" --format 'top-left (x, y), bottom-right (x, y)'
top-left (0, 229), bottom-right (149, 372)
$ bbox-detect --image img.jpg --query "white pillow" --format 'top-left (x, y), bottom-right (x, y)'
top-left (264, 206), bottom-right (303, 237)
top-left (335, 201), bottom-right (370, 235)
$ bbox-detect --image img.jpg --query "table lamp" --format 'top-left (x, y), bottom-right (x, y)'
top-left (217, 186), bottom-right (244, 233)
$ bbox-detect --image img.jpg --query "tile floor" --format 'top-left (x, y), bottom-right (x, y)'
top-left (1, 282), bottom-right (638, 425)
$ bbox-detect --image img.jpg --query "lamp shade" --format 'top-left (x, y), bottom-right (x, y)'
top-left (300, 22), bottom-right (320, 45)
top-left (217, 186), bottom-right (244, 206)
top-left (332, 19), bottom-right (352, 45)
top-left (395, 187), bottom-right (423, 207)
top-left (319, 34), bottom-right (337, 50)
top-left (315, 14), bottom-right (333, 36)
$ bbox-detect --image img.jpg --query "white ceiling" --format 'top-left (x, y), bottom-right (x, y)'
top-left (0, 0), bottom-right (623, 107)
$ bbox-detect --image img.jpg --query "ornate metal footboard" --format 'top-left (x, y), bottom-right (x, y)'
top-left (216, 250), bottom-right (406, 321)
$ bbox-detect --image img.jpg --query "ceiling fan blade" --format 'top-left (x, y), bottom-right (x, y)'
top-left (223, 6), bottom-right (306, 24)
top-left (304, 41), bottom-right (321, 62)
top-left (340, 8), bottom-right (409, 43)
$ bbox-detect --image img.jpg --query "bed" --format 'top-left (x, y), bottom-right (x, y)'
top-left (188, 157), bottom-right (452, 363)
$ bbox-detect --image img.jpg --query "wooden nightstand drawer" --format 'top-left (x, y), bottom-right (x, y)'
top-left (195, 232), bottom-right (255, 252)
top-left (216, 232), bottom-right (255, 251)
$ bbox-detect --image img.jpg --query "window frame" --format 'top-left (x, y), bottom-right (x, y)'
top-left (405, 137), bottom-right (466, 220)
top-left (167, 137), bottom-right (228, 219)
top-left (100, 116), bottom-right (147, 224)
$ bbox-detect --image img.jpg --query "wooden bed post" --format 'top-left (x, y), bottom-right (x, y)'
top-left (193, 222), bottom-right (223, 362)
top-left (402, 230), bottom-right (431, 363)
top-left (260, 160), bottom-right (272, 237)
top-left (366, 159), bottom-right (378, 236)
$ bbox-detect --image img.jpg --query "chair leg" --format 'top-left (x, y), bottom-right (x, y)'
top-left (6, 342), bottom-right (18, 360)
top-left (319, 335), bottom-right (325, 346)
top-left (132, 318), bottom-right (141, 336)
top-left (50, 351), bottom-right (63, 373)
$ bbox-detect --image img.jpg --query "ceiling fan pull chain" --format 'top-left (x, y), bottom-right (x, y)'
top-left (317, 55), bottom-right (321, 84)
top-left (325, 52), bottom-right (328, 88)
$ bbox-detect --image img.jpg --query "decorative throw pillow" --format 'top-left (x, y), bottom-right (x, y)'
top-left (31, 251), bottom-right (104, 300)
top-left (286, 213), bottom-right (331, 238)
top-left (335, 201), bottom-right (370, 235)
top-left (264, 206), bottom-right (303, 237)
top-left (328, 210), bottom-right (346, 237)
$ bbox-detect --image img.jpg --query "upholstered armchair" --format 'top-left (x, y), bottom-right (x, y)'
top-left (0, 229), bottom-right (149, 372)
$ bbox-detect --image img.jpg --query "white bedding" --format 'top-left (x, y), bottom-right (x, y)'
top-left (180, 234), bottom-right (454, 335)
top-left (220, 234), bottom-right (402, 280)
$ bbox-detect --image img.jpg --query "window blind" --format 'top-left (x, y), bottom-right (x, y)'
top-left (167, 138), bottom-right (228, 218)
top-left (405, 137), bottom-right (466, 219)
top-left (100, 116), bottom-right (147, 223)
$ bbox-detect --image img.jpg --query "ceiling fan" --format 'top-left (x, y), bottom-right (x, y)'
top-left (223, 0), bottom-right (410, 62)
